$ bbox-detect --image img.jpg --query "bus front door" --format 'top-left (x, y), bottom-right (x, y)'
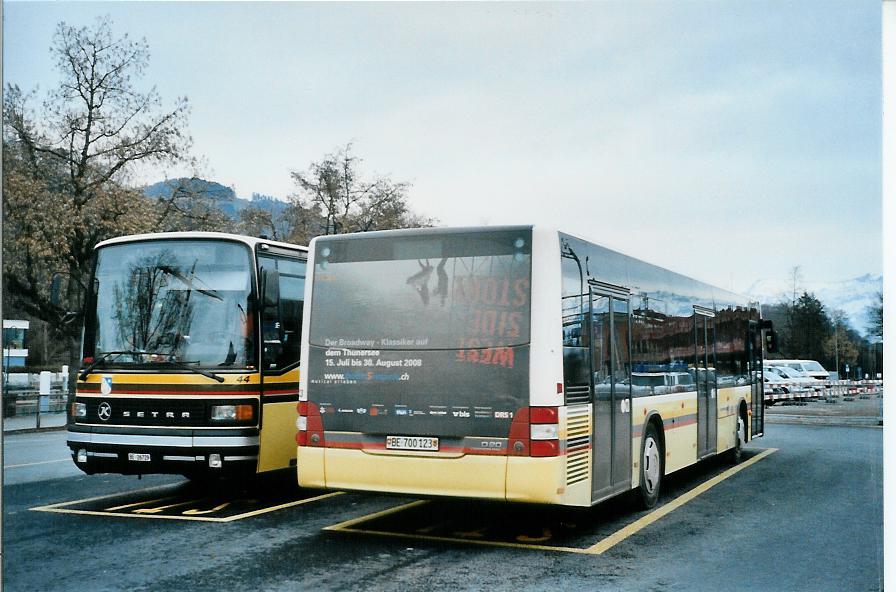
top-left (694, 308), bottom-right (717, 459)
top-left (590, 288), bottom-right (632, 502)
top-left (748, 321), bottom-right (764, 438)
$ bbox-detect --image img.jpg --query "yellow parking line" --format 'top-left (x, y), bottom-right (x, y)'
top-left (31, 483), bottom-right (181, 511)
top-left (324, 500), bottom-right (429, 531)
top-left (336, 526), bottom-right (595, 554)
top-left (32, 485), bottom-right (343, 522)
top-left (584, 448), bottom-right (778, 555)
top-left (325, 448), bottom-right (778, 555)
top-left (218, 491), bottom-right (343, 522)
top-left (105, 495), bottom-right (180, 512)
top-left (132, 498), bottom-right (204, 514)
top-left (30, 507), bottom-right (231, 522)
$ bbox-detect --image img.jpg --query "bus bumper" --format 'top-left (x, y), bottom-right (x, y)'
top-left (66, 425), bottom-right (260, 476)
top-left (298, 446), bottom-right (567, 504)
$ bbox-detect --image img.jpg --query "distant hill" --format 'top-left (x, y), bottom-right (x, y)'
top-left (746, 273), bottom-right (882, 334)
top-left (143, 178), bottom-right (288, 219)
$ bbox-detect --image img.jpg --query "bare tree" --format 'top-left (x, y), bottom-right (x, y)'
top-left (2, 16), bottom-right (192, 368)
top-left (6, 17), bottom-right (191, 205)
top-left (289, 144), bottom-right (432, 238)
top-left (866, 291), bottom-right (883, 338)
top-left (153, 178), bottom-right (233, 232)
top-left (238, 206), bottom-right (281, 240)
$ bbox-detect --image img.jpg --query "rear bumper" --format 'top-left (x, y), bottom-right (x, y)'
top-left (66, 425), bottom-right (259, 476)
top-left (297, 446), bottom-right (568, 504)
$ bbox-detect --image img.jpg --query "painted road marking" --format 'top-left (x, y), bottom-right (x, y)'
top-left (325, 448), bottom-right (778, 555)
top-left (584, 447), bottom-right (777, 554)
top-left (32, 484), bottom-right (344, 522)
top-left (4, 459), bottom-right (71, 469)
top-left (105, 496), bottom-right (181, 512)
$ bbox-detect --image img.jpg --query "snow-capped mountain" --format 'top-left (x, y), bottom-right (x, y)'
top-left (746, 274), bottom-right (882, 335)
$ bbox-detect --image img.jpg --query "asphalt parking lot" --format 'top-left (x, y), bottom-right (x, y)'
top-left (1, 421), bottom-right (883, 592)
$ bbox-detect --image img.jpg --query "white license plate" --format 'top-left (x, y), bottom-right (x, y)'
top-left (385, 436), bottom-right (439, 451)
top-left (127, 453), bottom-right (151, 462)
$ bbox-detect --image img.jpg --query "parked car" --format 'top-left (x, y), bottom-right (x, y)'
top-left (768, 359), bottom-right (829, 380)
top-left (766, 364), bottom-right (824, 392)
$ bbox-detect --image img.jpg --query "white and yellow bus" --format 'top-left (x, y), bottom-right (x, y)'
top-left (68, 232), bottom-right (306, 479)
top-left (297, 226), bottom-right (768, 507)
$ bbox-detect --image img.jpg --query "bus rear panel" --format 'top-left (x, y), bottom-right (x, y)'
top-left (298, 227), bottom-right (557, 499)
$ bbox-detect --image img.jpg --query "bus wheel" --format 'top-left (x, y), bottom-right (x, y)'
top-left (638, 423), bottom-right (662, 509)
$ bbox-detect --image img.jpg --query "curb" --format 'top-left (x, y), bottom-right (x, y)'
top-left (765, 415), bottom-right (883, 428)
top-left (3, 425), bottom-right (68, 435)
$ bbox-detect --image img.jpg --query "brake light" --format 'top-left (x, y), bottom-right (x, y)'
top-left (507, 406), bottom-right (560, 457)
top-left (531, 440), bottom-right (560, 457)
top-left (296, 401), bottom-right (324, 447)
top-left (530, 406), bottom-right (558, 424)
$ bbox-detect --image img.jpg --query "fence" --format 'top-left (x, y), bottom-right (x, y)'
top-left (3, 387), bottom-right (69, 429)
top-left (764, 379), bottom-right (883, 405)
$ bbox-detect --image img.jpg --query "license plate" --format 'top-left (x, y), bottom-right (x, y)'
top-left (127, 453), bottom-right (151, 462)
top-left (385, 436), bottom-right (439, 451)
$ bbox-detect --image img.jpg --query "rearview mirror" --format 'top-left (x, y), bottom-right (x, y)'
top-left (262, 269), bottom-right (280, 308)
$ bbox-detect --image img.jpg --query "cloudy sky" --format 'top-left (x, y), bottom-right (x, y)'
top-left (4, 1), bottom-right (882, 293)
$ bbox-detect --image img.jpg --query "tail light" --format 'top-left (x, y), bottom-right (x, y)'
top-left (296, 401), bottom-right (325, 447)
top-left (508, 406), bottom-right (561, 457)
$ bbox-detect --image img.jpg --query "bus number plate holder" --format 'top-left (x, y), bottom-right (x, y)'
top-left (385, 436), bottom-right (439, 452)
top-left (127, 453), bottom-right (151, 462)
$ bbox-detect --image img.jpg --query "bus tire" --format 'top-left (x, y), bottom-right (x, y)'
top-left (638, 422), bottom-right (663, 509)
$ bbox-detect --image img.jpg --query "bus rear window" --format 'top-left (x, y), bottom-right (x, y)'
top-left (309, 229), bottom-right (532, 350)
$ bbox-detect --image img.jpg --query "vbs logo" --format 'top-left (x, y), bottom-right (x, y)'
top-left (101, 376), bottom-right (113, 395)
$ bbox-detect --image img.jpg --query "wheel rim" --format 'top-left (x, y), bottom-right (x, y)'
top-left (736, 417), bottom-right (745, 449)
top-left (643, 436), bottom-right (660, 494)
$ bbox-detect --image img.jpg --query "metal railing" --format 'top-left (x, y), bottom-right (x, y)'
top-left (3, 388), bottom-right (69, 429)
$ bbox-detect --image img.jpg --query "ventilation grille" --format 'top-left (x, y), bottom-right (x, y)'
top-left (566, 405), bottom-right (591, 485)
top-left (565, 384), bottom-right (590, 405)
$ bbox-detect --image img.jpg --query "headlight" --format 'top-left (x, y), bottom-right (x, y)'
top-left (71, 402), bottom-right (87, 418)
top-left (210, 404), bottom-right (254, 421)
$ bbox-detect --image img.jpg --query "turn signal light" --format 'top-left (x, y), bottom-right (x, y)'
top-left (210, 404), bottom-right (254, 421)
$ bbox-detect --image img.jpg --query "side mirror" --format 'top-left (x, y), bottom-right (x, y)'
top-left (262, 269), bottom-right (280, 308)
top-left (260, 268), bottom-right (283, 369)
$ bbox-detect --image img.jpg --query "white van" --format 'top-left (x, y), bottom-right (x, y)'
top-left (768, 359), bottom-right (829, 380)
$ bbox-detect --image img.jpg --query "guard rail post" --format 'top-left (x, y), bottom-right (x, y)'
top-left (37, 371), bottom-right (53, 429)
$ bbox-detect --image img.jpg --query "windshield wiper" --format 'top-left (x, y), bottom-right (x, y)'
top-left (78, 351), bottom-right (134, 381)
top-left (78, 350), bottom-right (225, 383)
top-left (158, 265), bottom-right (223, 301)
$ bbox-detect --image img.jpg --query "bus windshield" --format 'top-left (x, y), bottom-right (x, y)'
top-left (87, 240), bottom-right (255, 370)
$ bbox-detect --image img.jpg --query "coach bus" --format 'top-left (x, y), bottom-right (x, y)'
top-left (67, 232), bottom-right (306, 479)
top-left (296, 226), bottom-right (771, 508)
